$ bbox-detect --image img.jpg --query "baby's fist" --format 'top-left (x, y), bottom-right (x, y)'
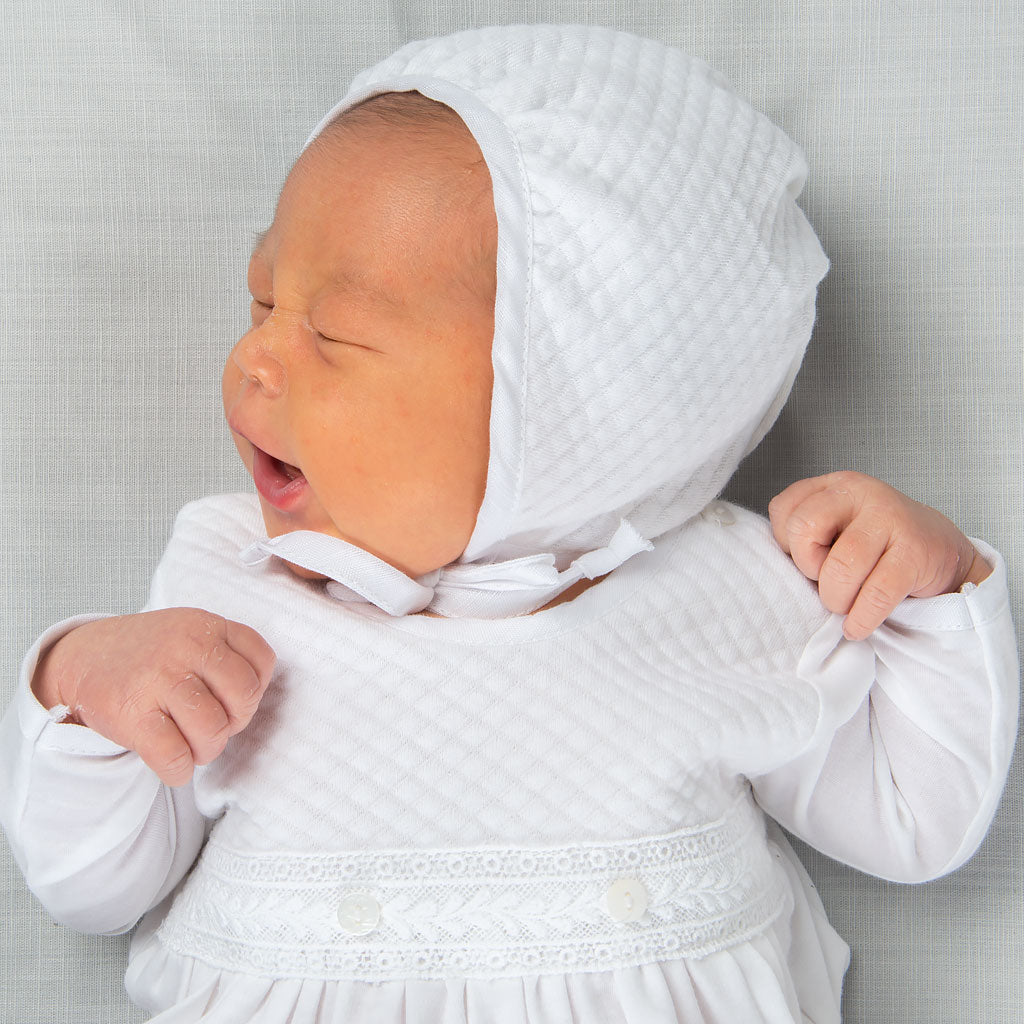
top-left (33, 608), bottom-right (276, 786)
top-left (768, 471), bottom-right (988, 640)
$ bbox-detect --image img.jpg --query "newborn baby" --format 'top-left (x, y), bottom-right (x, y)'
top-left (2, 25), bottom-right (1016, 1024)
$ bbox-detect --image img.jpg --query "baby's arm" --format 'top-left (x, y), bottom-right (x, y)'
top-left (1, 497), bottom-right (277, 932)
top-left (753, 471), bottom-right (1017, 882)
top-left (0, 610), bottom-right (274, 934)
top-left (768, 471), bottom-right (989, 640)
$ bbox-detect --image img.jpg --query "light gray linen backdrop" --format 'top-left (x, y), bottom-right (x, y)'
top-left (1, 2), bottom-right (1020, 1021)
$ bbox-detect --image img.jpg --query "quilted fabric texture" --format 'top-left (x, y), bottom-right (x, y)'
top-left (181, 495), bottom-right (826, 852)
top-left (305, 25), bottom-right (829, 572)
top-left (123, 490), bottom-right (846, 996)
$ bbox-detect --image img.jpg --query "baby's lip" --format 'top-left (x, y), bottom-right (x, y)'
top-left (227, 416), bottom-right (289, 466)
top-left (251, 445), bottom-right (309, 511)
top-left (227, 417), bottom-right (308, 511)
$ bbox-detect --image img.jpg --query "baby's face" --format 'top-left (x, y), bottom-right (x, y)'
top-left (222, 113), bottom-right (497, 578)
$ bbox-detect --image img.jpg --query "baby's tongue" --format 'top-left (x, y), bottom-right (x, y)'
top-left (276, 456), bottom-right (303, 481)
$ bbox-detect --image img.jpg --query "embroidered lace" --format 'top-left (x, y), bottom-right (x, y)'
top-left (158, 793), bottom-right (785, 981)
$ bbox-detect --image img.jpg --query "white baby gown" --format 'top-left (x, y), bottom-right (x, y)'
top-left (0, 24), bottom-right (1019, 1024)
top-left (1, 495), bottom-right (1017, 1024)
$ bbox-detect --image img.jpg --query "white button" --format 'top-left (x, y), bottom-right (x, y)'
top-left (337, 892), bottom-right (381, 935)
top-left (700, 501), bottom-right (735, 526)
top-left (605, 878), bottom-right (649, 923)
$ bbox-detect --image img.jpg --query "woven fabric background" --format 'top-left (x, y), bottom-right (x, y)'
top-left (1, 1), bottom-right (1020, 1021)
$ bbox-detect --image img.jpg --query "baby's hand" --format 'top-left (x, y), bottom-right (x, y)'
top-left (768, 471), bottom-right (990, 640)
top-left (31, 609), bottom-right (276, 786)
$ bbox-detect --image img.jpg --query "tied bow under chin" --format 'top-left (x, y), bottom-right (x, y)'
top-left (239, 520), bottom-right (653, 619)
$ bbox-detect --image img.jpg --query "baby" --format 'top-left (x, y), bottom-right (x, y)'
top-left (1, 25), bottom-right (1017, 1024)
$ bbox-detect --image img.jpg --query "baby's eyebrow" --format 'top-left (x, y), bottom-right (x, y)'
top-left (327, 266), bottom-right (404, 311)
top-left (247, 228), bottom-right (402, 311)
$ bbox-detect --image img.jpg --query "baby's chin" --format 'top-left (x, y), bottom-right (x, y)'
top-left (281, 560), bottom-right (329, 582)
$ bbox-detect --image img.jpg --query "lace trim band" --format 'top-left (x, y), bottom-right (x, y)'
top-left (158, 793), bottom-right (785, 981)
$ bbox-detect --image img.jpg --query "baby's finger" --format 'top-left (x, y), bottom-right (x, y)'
top-left (768, 475), bottom-right (836, 553)
top-left (160, 671), bottom-right (233, 767)
top-left (815, 513), bottom-right (890, 615)
top-left (197, 643), bottom-right (267, 735)
top-left (842, 545), bottom-right (919, 641)
top-left (130, 706), bottom-right (197, 787)
top-left (777, 487), bottom-right (859, 583)
top-left (222, 620), bottom-right (276, 692)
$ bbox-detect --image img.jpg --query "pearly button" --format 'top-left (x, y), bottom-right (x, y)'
top-left (605, 878), bottom-right (649, 923)
top-left (337, 892), bottom-right (381, 935)
top-left (700, 501), bottom-right (735, 526)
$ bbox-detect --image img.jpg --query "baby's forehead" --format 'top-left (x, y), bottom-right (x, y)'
top-left (302, 97), bottom-right (489, 205)
top-left (254, 101), bottom-right (497, 308)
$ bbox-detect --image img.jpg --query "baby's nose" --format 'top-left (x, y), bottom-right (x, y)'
top-left (229, 329), bottom-right (287, 397)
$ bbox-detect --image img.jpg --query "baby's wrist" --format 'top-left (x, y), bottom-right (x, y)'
top-left (30, 633), bottom-right (83, 723)
top-left (959, 546), bottom-right (992, 589)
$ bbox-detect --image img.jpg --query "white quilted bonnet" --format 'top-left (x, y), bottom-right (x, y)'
top-left (245, 24), bottom-right (829, 617)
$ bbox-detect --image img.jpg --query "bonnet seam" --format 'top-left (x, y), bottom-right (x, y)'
top-left (506, 126), bottom-right (533, 536)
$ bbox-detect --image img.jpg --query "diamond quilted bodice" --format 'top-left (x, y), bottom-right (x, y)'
top-left (169, 495), bottom-right (827, 853)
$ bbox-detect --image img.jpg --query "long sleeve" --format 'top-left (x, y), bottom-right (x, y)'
top-left (0, 610), bottom-right (209, 935)
top-left (751, 539), bottom-right (1019, 883)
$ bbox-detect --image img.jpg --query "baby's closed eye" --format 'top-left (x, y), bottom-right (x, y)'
top-left (250, 298), bottom-right (272, 327)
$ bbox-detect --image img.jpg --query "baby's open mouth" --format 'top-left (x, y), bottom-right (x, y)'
top-left (251, 445), bottom-right (308, 511)
top-left (275, 456), bottom-right (303, 481)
